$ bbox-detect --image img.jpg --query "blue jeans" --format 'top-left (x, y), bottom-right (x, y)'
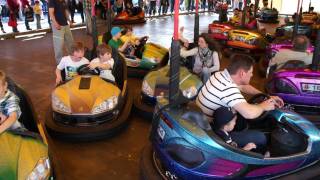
top-left (230, 130), bottom-right (267, 153)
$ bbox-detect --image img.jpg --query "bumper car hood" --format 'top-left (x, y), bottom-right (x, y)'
top-left (144, 66), bottom-right (202, 95)
top-left (53, 76), bottom-right (120, 114)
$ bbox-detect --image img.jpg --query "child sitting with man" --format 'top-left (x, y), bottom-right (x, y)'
top-left (89, 44), bottom-right (115, 82)
top-left (55, 42), bottom-right (90, 85)
top-left (0, 70), bottom-right (22, 134)
top-left (212, 107), bottom-right (257, 151)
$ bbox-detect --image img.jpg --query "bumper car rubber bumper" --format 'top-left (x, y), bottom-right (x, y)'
top-left (133, 90), bottom-right (156, 120)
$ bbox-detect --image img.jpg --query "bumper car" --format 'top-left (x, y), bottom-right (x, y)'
top-left (133, 66), bottom-right (202, 120)
top-left (208, 22), bottom-right (233, 42)
top-left (302, 12), bottom-right (319, 25)
top-left (258, 8), bottom-right (279, 23)
top-left (275, 24), bottom-right (313, 38)
top-left (226, 29), bottom-right (267, 56)
top-left (1, 78), bottom-right (51, 179)
top-left (258, 41), bottom-right (314, 77)
top-left (45, 52), bottom-right (132, 141)
top-left (121, 42), bottom-right (169, 78)
top-left (140, 95), bottom-right (320, 179)
top-left (266, 63), bottom-right (320, 117)
top-left (112, 8), bottom-right (146, 25)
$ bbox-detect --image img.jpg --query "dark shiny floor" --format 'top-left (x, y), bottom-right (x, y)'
top-left (0, 14), bottom-right (311, 179)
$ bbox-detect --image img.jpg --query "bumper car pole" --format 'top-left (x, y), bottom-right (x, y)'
top-left (241, 0), bottom-right (247, 27)
top-left (253, 0), bottom-right (259, 18)
top-left (169, 0), bottom-right (181, 104)
top-left (149, 0), bottom-right (181, 142)
top-left (293, 0), bottom-right (302, 39)
top-left (194, 0), bottom-right (199, 44)
top-left (107, 0), bottom-right (112, 33)
top-left (311, 29), bottom-right (320, 70)
top-left (91, 0), bottom-right (98, 48)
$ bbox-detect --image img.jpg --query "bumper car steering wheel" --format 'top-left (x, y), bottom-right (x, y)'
top-left (77, 64), bottom-right (100, 76)
top-left (248, 93), bottom-right (271, 122)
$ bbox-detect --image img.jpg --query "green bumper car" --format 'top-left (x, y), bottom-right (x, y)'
top-left (133, 66), bottom-right (203, 120)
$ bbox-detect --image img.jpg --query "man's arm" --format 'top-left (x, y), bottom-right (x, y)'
top-left (239, 85), bottom-right (284, 108)
top-left (233, 100), bottom-right (275, 119)
top-left (119, 40), bottom-right (130, 52)
top-left (0, 112), bottom-right (18, 134)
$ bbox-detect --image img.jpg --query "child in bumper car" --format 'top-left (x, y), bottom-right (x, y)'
top-left (55, 42), bottom-right (90, 85)
top-left (0, 71), bottom-right (22, 134)
top-left (213, 107), bottom-right (257, 151)
top-left (89, 44), bottom-right (115, 82)
top-left (230, 8), bottom-right (241, 26)
top-left (213, 107), bottom-right (270, 156)
top-left (120, 26), bottom-right (148, 59)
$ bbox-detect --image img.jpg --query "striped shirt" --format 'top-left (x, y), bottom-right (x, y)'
top-left (196, 69), bottom-right (246, 119)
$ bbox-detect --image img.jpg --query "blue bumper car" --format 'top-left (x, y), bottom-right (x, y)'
top-left (140, 95), bottom-right (320, 179)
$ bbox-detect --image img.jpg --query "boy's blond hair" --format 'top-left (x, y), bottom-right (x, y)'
top-left (96, 44), bottom-right (112, 58)
top-left (70, 42), bottom-right (85, 54)
top-left (0, 70), bottom-right (6, 86)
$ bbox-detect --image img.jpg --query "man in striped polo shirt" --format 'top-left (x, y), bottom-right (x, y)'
top-left (196, 54), bottom-right (284, 152)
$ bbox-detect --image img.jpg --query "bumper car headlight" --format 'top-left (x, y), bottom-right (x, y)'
top-left (27, 157), bottom-right (50, 180)
top-left (142, 80), bottom-right (154, 97)
top-left (52, 94), bottom-right (71, 114)
top-left (92, 96), bottom-right (118, 114)
top-left (246, 38), bottom-right (257, 45)
top-left (182, 86), bottom-right (198, 99)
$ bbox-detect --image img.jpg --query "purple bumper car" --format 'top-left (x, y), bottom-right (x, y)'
top-left (266, 67), bottom-right (320, 115)
top-left (259, 41), bottom-right (314, 77)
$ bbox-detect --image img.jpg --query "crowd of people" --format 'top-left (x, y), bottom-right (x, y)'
top-left (0, 0), bottom-right (256, 34)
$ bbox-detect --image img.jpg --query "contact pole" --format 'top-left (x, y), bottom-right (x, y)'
top-left (91, 0), bottom-right (98, 48)
top-left (194, 0), bottom-right (199, 44)
top-left (293, 0), bottom-right (302, 39)
top-left (241, 0), bottom-right (247, 27)
top-left (107, 0), bottom-right (112, 33)
top-left (169, 0), bottom-right (181, 104)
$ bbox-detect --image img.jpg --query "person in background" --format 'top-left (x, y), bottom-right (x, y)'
top-left (8, 9), bottom-right (19, 33)
top-left (148, 0), bottom-right (156, 16)
top-left (0, 5), bottom-right (5, 33)
top-left (33, 1), bottom-right (42, 29)
top-left (49, 0), bottom-right (74, 64)
top-left (229, 8), bottom-right (240, 25)
top-left (67, 0), bottom-right (76, 23)
top-left (77, 0), bottom-right (84, 23)
top-left (269, 35), bottom-right (313, 70)
top-left (24, 4), bottom-right (34, 30)
top-left (180, 27), bottom-right (220, 83)
top-left (83, 0), bottom-right (92, 34)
